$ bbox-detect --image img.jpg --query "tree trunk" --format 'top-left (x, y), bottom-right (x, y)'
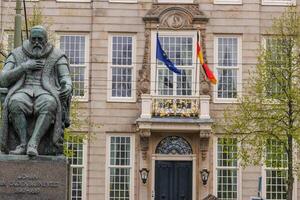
top-left (287, 135), bottom-right (294, 200)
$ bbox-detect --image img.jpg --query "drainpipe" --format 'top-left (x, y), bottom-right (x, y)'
top-left (14, 0), bottom-right (22, 48)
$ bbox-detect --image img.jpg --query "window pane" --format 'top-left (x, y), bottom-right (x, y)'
top-left (216, 138), bottom-right (238, 200)
top-left (158, 69), bottom-right (173, 96)
top-left (157, 35), bottom-right (193, 95)
top-left (110, 136), bottom-right (131, 166)
top-left (217, 138), bottom-right (238, 167)
top-left (266, 170), bottom-right (287, 200)
top-left (111, 67), bottom-right (132, 98)
top-left (109, 168), bottom-right (130, 200)
top-left (65, 135), bottom-right (85, 200)
top-left (265, 139), bottom-right (287, 200)
top-left (217, 68), bottom-right (237, 98)
top-left (109, 136), bottom-right (132, 200)
top-left (217, 37), bottom-right (238, 67)
top-left (266, 139), bottom-right (287, 168)
top-left (177, 69), bottom-right (192, 95)
top-left (111, 36), bottom-right (133, 98)
top-left (60, 35), bottom-right (86, 97)
top-left (217, 169), bottom-right (238, 200)
top-left (216, 37), bottom-right (239, 99)
top-left (112, 36), bottom-right (133, 66)
top-left (265, 38), bottom-right (288, 97)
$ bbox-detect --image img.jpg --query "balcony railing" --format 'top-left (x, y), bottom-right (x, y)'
top-left (140, 94), bottom-right (210, 119)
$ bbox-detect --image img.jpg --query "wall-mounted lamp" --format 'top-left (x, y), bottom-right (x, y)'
top-left (139, 168), bottom-right (150, 184)
top-left (200, 169), bottom-right (210, 185)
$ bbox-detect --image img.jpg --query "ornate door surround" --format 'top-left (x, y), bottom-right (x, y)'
top-left (151, 136), bottom-right (197, 200)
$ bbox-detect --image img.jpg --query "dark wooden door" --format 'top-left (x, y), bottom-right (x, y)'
top-left (155, 161), bottom-right (192, 200)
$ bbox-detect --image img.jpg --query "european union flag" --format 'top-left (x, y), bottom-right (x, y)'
top-left (156, 33), bottom-right (181, 75)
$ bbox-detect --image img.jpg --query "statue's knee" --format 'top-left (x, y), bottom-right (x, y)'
top-left (40, 98), bottom-right (57, 113)
top-left (8, 98), bottom-right (24, 113)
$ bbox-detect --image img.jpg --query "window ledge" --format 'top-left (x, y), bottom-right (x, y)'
top-left (56, 0), bottom-right (91, 2)
top-left (214, 0), bottom-right (242, 4)
top-left (72, 97), bottom-right (89, 103)
top-left (213, 98), bottom-right (239, 104)
top-left (261, 0), bottom-right (295, 6)
top-left (109, 0), bottom-right (137, 3)
top-left (107, 98), bottom-right (136, 103)
top-left (157, 0), bottom-right (194, 3)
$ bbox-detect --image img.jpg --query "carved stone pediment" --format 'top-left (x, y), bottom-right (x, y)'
top-left (137, 4), bottom-right (210, 97)
top-left (143, 4), bottom-right (208, 29)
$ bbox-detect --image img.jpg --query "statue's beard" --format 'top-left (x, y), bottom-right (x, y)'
top-left (32, 46), bottom-right (43, 58)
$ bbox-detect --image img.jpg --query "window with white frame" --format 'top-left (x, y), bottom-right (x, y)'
top-left (263, 140), bottom-right (287, 200)
top-left (65, 135), bottom-right (86, 200)
top-left (214, 0), bottom-right (242, 4)
top-left (59, 34), bottom-right (89, 99)
top-left (108, 35), bottom-right (135, 101)
top-left (262, 0), bottom-right (295, 6)
top-left (264, 37), bottom-right (285, 98)
top-left (215, 36), bottom-right (241, 101)
top-left (216, 138), bottom-right (238, 200)
top-left (107, 135), bottom-right (134, 200)
top-left (156, 34), bottom-right (194, 96)
top-left (263, 37), bottom-right (290, 98)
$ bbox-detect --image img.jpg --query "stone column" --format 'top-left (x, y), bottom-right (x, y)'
top-left (199, 130), bottom-right (211, 199)
top-left (138, 129), bottom-right (151, 200)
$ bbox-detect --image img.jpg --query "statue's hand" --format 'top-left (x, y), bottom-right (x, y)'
top-left (59, 83), bottom-right (72, 101)
top-left (21, 60), bottom-right (44, 71)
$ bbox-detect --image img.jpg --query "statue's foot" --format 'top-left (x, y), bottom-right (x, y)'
top-left (27, 144), bottom-right (38, 157)
top-left (9, 145), bottom-right (26, 155)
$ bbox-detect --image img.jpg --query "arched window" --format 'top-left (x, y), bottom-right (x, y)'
top-left (155, 136), bottom-right (193, 155)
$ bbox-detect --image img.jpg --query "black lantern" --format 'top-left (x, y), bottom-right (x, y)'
top-left (139, 168), bottom-right (150, 184)
top-left (200, 169), bottom-right (210, 185)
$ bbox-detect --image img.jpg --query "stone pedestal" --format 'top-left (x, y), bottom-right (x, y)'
top-left (0, 155), bottom-right (69, 200)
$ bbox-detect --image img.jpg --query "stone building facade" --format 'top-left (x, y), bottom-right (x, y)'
top-left (1, 0), bottom-right (300, 200)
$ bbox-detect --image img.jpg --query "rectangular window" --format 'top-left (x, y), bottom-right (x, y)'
top-left (262, 0), bottom-right (295, 6)
top-left (215, 36), bottom-right (241, 102)
top-left (214, 0), bottom-right (242, 4)
top-left (107, 135), bottom-right (134, 200)
top-left (65, 135), bottom-right (86, 200)
top-left (216, 138), bottom-right (238, 200)
top-left (59, 34), bottom-right (89, 99)
top-left (264, 140), bottom-right (287, 200)
top-left (108, 35), bottom-right (135, 101)
top-left (264, 37), bottom-right (289, 97)
top-left (157, 35), bottom-right (194, 96)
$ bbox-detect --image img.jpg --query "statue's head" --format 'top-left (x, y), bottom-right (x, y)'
top-left (29, 26), bottom-right (48, 57)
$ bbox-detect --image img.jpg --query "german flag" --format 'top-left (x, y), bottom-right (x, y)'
top-left (197, 31), bottom-right (217, 85)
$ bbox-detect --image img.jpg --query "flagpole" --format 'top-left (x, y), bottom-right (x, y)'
top-left (155, 24), bottom-right (159, 94)
top-left (195, 31), bottom-right (199, 95)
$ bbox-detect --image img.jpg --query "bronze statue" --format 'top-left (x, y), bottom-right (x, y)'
top-left (0, 25), bottom-right (72, 156)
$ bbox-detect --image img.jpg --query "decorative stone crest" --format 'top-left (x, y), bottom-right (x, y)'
top-left (162, 12), bottom-right (188, 30)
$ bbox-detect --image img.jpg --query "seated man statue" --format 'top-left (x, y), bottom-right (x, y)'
top-left (0, 25), bottom-right (72, 156)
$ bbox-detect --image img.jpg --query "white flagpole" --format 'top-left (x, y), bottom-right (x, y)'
top-left (155, 25), bottom-right (159, 94)
top-left (195, 30), bottom-right (199, 95)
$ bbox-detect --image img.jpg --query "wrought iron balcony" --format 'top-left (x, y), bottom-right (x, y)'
top-left (140, 94), bottom-right (210, 119)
